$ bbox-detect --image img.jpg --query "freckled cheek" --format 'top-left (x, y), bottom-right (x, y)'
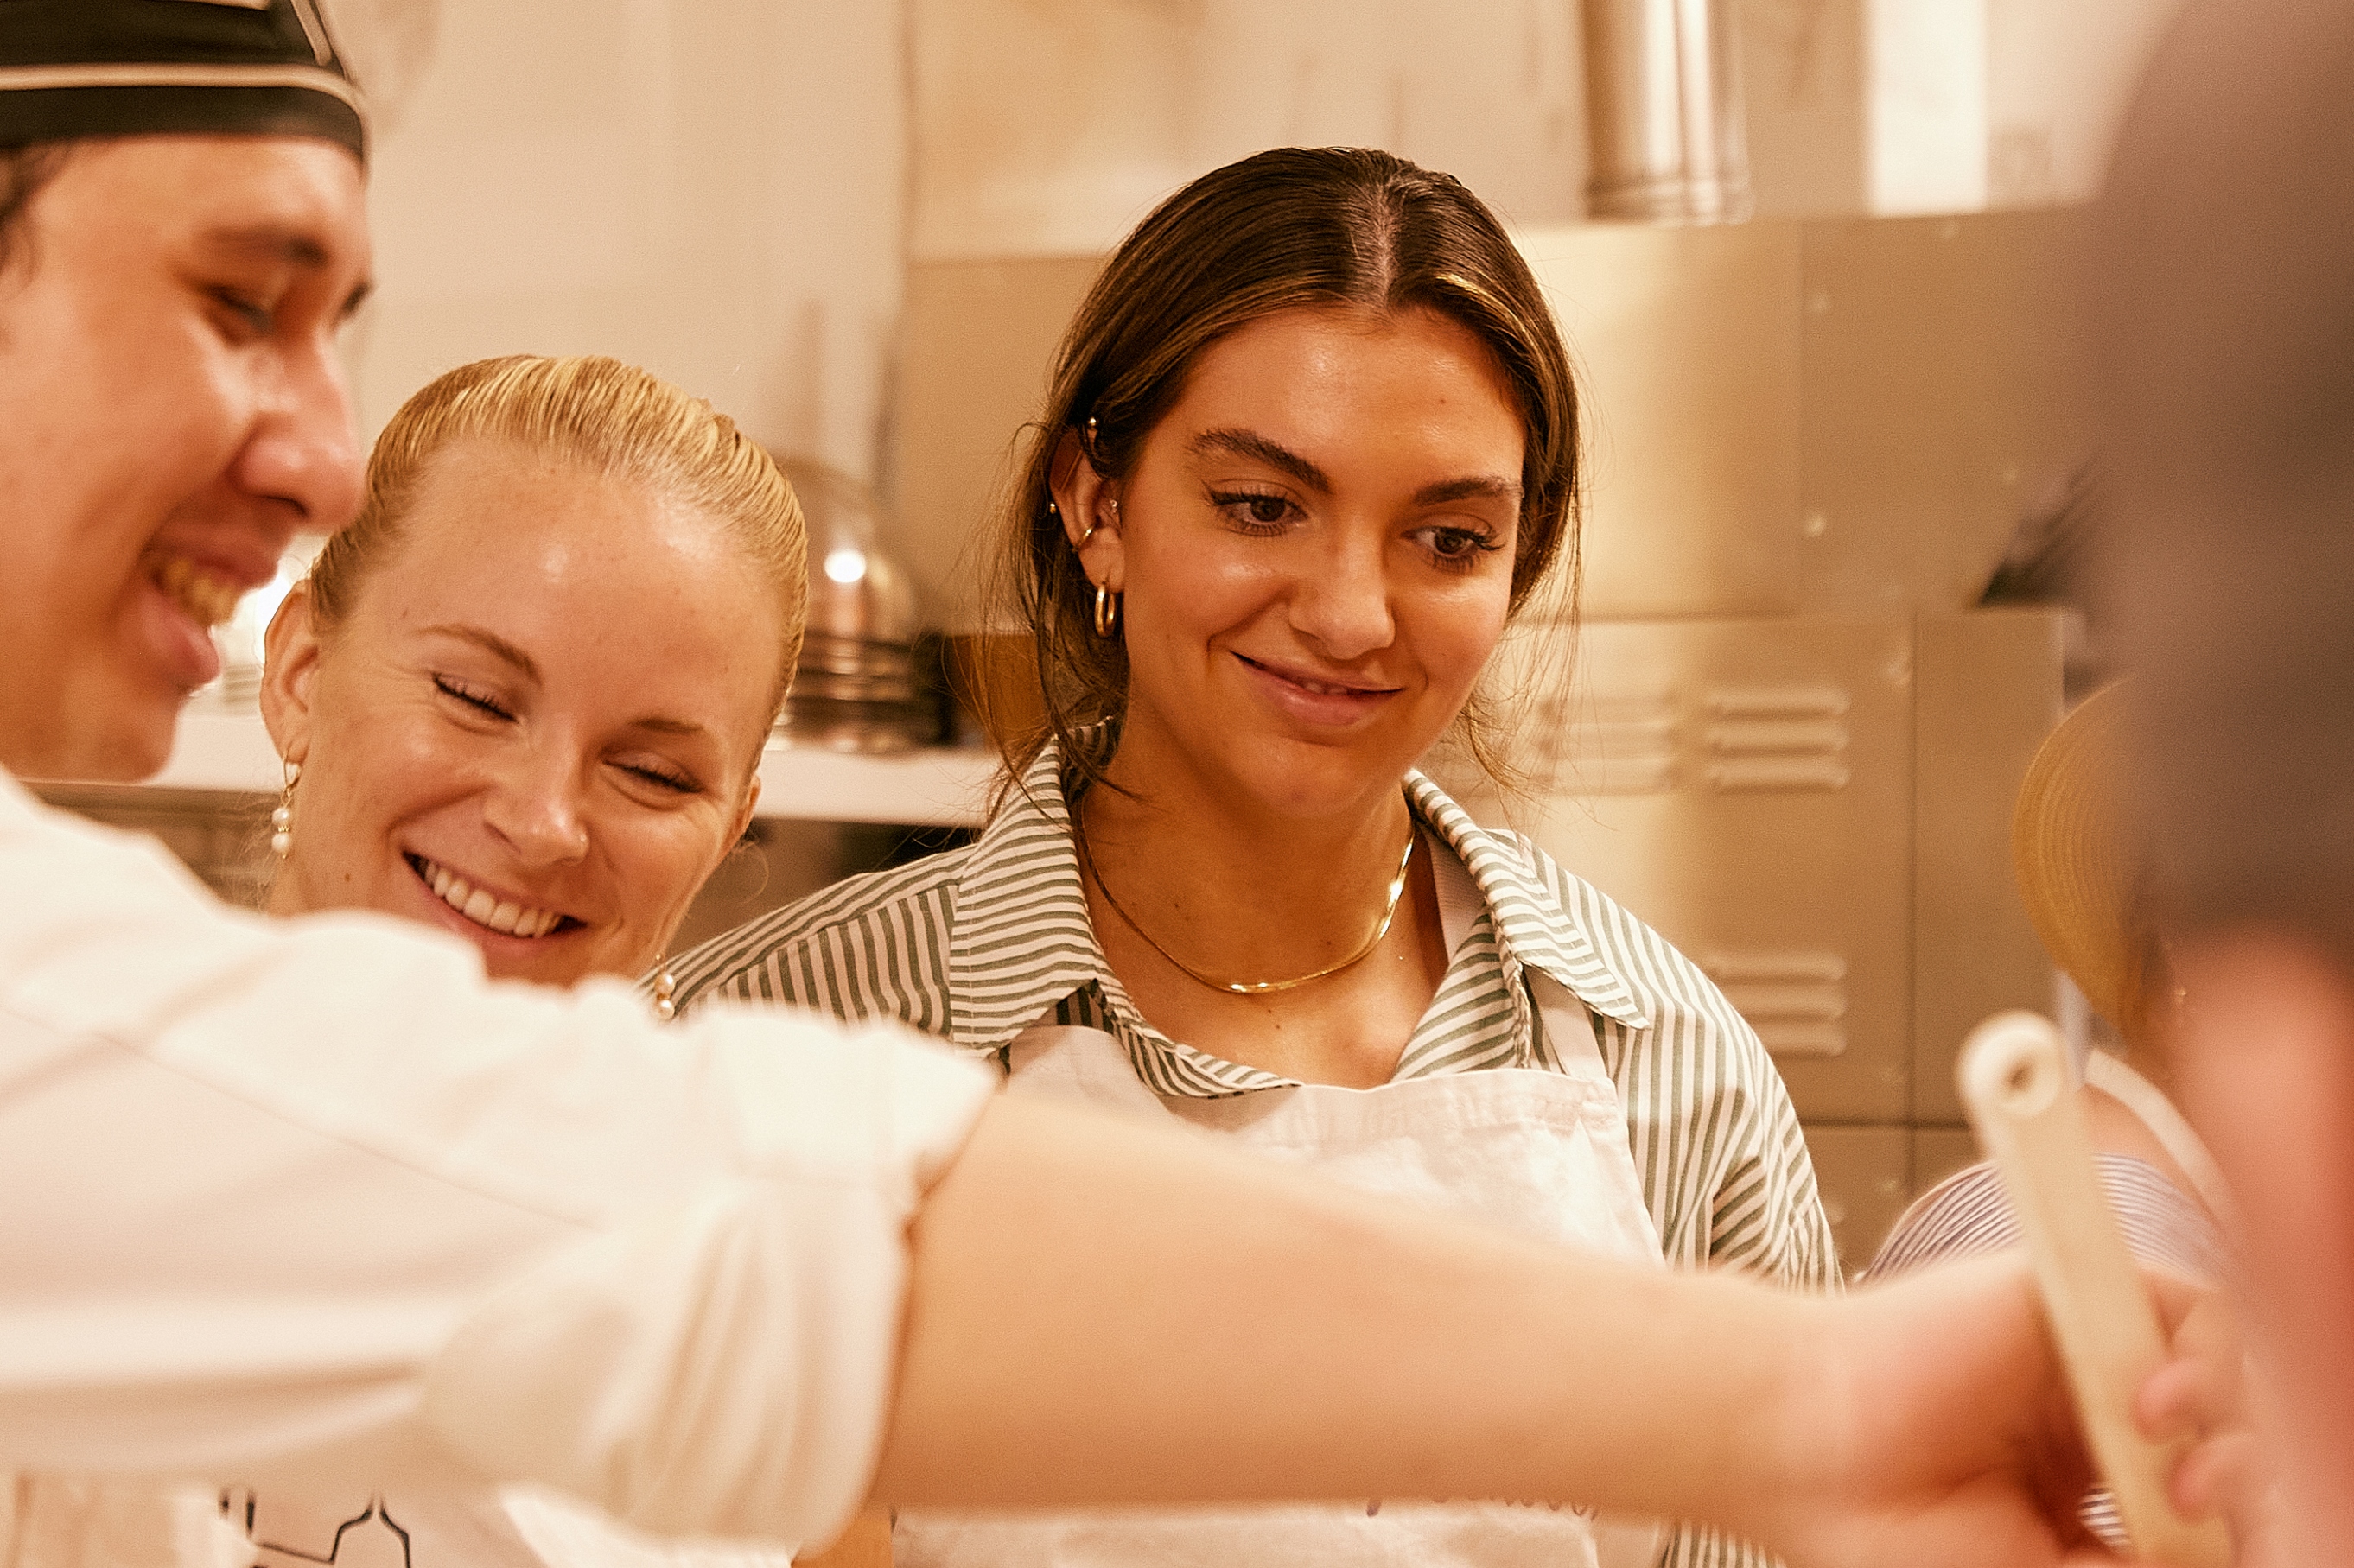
top-left (618, 819), bottom-right (735, 934)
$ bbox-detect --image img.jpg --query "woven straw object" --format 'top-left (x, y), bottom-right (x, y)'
top-left (2012, 682), bottom-right (2141, 1032)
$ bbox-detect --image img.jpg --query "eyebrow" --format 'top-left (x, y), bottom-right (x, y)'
top-left (1189, 428), bottom-right (1333, 492)
top-left (194, 222), bottom-right (376, 319)
top-left (1190, 427), bottom-right (1521, 509)
top-left (628, 715), bottom-right (712, 740)
top-left (1413, 474), bottom-right (1522, 507)
top-left (423, 623), bottom-right (540, 683)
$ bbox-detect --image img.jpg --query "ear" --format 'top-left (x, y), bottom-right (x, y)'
top-left (728, 772), bottom-right (762, 855)
top-left (1047, 425), bottom-right (1126, 596)
top-left (259, 581), bottom-right (325, 769)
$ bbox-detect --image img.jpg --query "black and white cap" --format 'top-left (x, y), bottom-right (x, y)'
top-left (0, 0), bottom-right (365, 160)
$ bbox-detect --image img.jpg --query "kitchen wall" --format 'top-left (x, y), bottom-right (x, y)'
top-left (908, 0), bottom-right (1587, 259)
top-left (335, 0), bottom-right (907, 486)
top-left (328, 0), bottom-right (2184, 538)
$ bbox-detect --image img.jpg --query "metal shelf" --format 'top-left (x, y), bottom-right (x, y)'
top-left (124, 711), bottom-right (996, 828)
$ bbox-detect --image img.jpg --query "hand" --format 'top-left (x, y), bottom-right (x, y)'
top-left (1744, 1255), bottom-right (2118, 1567)
top-left (2140, 1288), bottom-right (2285, 1565)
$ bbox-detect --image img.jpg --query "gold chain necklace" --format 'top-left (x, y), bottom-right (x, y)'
top-left (1073, 796), bottom-right (1418, 996)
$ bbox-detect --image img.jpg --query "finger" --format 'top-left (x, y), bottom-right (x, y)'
top-left (2138, 1355), bottom-right (2225, 1439)
top-left (2171, 1292), bottom-right (2247, 1404)
top-left (2171, 1429), bottom-right (2265, 1522)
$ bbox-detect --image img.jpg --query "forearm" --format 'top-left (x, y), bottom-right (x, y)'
top-left (872, 1094), bottom-right (1804, 1530)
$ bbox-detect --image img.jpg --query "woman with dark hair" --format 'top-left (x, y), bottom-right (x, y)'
top-left (671, 147), bottom-right (1832, 1568)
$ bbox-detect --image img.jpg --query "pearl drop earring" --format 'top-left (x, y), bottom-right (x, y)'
top-left (270, 759), bottom-right (302, 857)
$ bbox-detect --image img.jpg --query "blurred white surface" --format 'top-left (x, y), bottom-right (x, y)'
top-left (140, 714), bottom-right (994, 828)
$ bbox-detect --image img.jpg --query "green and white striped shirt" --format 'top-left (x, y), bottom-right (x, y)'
top-left (671, 742), bottom-right (1836, 1568)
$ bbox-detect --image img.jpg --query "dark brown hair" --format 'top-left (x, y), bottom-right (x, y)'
top-left (985, 146), bottom-right (1581, 796)
top-left (0, 143), bottom-right (73, 281)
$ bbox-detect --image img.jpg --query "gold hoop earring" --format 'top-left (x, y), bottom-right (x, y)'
top-left (270, 759), bottom-right (302, 857)
top-left (652, 963), bottom-right (679, 1021)
top-left (1093, 582), bottom-right (1122, 638)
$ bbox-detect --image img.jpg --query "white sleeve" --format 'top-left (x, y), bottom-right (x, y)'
top-left (0, 779), bottom-right (995, 1547)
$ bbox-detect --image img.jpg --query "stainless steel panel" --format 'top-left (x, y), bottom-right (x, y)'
top-left (1476, 614), bottom-right (1915, 1121)
top-left (1803, 1122), bottom-right (1911, 1276)
top-left (1797, 207), bottom-right (2095, 614)
top-left (1582, 0), bottom-right (1755, 223)
top-left (891, 255), bottom-right (1102, 632)
top-left (1517, 220), bottom-right (1804, 619)
top-left (33, 784), bottom-right (273, 910)
top-left (1912, 608), bottom-right (2064, 1121)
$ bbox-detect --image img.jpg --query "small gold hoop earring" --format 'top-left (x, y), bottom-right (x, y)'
top-left (652, 963), bottom-right (679, 1021)
top-left (1093, 582), bottom-right (1122, 638)
top-left (270, 759), bottom-right (302, 857)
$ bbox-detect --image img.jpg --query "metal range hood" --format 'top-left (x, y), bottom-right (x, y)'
top-left (1583, 0), bottom-right (1755, 223)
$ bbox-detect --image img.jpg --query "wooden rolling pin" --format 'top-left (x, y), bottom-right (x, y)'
top-left (1956, 1011), bottom-right (2231, 1568)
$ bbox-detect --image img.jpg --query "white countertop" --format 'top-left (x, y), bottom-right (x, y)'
top-left (123, 711), bottom-right (998, 828)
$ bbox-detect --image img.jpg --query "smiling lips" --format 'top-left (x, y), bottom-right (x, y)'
top-left (1237, 654), bottom-right (1398, 700)
top-left (409, 853), bottom-right (570, 939)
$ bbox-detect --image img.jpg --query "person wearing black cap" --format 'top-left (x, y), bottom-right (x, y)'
top-left (0, 7), bottom-right (2154, 1568)
top-left (0, 0), bottom-right (368, 781)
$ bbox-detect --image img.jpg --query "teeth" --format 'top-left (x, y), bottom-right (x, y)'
top-left (411, 855), bottom-right (564, 939)
top-left (153, 555), bottom-right (242, 630)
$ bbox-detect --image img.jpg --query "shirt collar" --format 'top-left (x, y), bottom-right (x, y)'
top-left (945, 740), bottom-right (1115, 1052)
top-left (1403, 771), bottom-right (1652, 1032)
top-left (939, 740), bottom-right (1333, 1095)
top-left (944, 742), bottom-right (1652, 1057)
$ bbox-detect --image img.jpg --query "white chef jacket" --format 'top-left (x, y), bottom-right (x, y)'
top-left (0, 770), bottom-right (996, 1551)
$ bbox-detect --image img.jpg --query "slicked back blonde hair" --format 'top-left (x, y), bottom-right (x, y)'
top-left (312, 353), bottom-right (808, 720)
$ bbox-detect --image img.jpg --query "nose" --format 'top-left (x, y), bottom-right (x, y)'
top-left (482, 749), bottom-right (592, 869)
top-left (232, 333), bottom-right (366, 545)
top-left (1288, 528), bottom-right (1396, 662)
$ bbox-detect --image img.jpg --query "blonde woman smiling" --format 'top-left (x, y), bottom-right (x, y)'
top-left (252, 353), bottom-right (881, 1565)
top-left (671, 149), bottom-right (1835, 1568)
top-left (262, 354), bottom-right (792, 1003)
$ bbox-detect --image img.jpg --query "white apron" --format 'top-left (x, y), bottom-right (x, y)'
top-left (897, 973), bottom-right (1669, 1568)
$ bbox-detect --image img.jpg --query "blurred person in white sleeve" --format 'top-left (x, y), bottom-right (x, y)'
top-left (0, 3), bottom-right (2184, 1567)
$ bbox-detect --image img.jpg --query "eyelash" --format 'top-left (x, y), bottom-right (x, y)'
top-left (1209, 488), bottom-right (1299, 533)
top-left (433, 674), bottom-right (512, 720)
top-left (623, 762), bottom-right (699, 795)
top-left (208, 288), bottom-right (276, 339)
top-left (1417, 526), bottom-right (1505, 574)
top-left (436, 676), bottom-right (702, 796)
top-left (1212, 490), bottom-right (1503, 575)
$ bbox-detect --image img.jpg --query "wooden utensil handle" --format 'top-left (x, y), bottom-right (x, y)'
top-left (1956, 1011), bottom-right (2230, 1568)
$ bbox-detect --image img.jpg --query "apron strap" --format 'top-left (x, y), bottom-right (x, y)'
top-left (1529, 969), bottom-right (1610, 1087)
